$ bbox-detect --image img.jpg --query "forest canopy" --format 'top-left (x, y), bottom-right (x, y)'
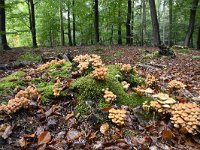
top-left (0, 0), bottom-right (199, 49)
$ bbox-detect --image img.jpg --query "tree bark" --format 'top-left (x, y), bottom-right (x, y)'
top-left (184, 0), bottom-right (199, 47)
top-left (168, 0), bottom-right (173, 46)
top-left (197, 26), bottom-right (200, 49)
top-left (59, 0), bottom-right (65, 46)
top-left (94, 0), bottom-right (99, 44)
top-left (117, 1), bottom-right (122, 45)
top-left (149, 0), bottom-right (161, 46)
top-left (141, 0), bottom-right (146, 46)
top-left (67, 3), bottom-right (72, 46)
top-left (72, 0), bottom-right (76, 46)
top-left (126, 0), bottom-right (132, 45)
top-left (28, 0), bottom-right (37, 48)
top-left (0, 0), bottom-right (10, 50)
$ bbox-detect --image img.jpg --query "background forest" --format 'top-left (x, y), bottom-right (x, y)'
top-left (0, 0), bottom-right (200, 49)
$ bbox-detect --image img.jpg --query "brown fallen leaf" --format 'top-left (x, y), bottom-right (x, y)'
top-left (100, 123), bottom-right (109, 135)
top-left (38, 131), bottom-right (51, 145)
top-left (161, 129), bottom-right (174, 140)
top-left (18, 137), bottom-right (27, 148)
top-left (66, 112), bottom-right (74, 121)
top-left (66, 129), bottom-right (82, 142)
top-left (2, 124), bottom-right (13, 139)
top-left (23, 133), bottom-right (35, 138)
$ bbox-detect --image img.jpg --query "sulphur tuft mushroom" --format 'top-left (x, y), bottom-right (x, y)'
top-left (103, 88), bottom-right (117, 103)
top-left (53, 78), bottom-right (63, 97)
top-left (145, 74), bottom-right (156, 86)
top-left (92, 67), bottom-right (107, 80)
top-left (120, 64), bottom-right (132, 73)
top-left (108, 108), bottom-right (129, 126)
top-left (170, 102), bottom-right (200, 135)
top-left (168, 80), bottom-right (186, 89)
top-left (121, 81), bottom-right (130, 90)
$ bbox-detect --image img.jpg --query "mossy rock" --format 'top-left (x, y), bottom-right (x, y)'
top-left (0, 71), bottom-right (26, 92)
top-left (72, 64), bottom-right (152, 114)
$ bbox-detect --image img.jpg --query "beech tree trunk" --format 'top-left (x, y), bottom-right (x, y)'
top-left (72, 0), bottom-right (76, 46)
top-left (28, 0), bottom-right (37, 48)
top-left (0, 0), bottom-right (10, 50)
top-left (117, 1), bottom-right (122, 45)
top-left (197, 26), bottom-right (200, 49)
top-left (67, 3), bottom-right (72, 46)
top-left (59, 0), bottom-right (65, 46)
top-left (126, 0), bottom-right (132, 45)
top-left (94, 0), bottom-right (99, 43)
top-left (149, 0), bottom-right (161, 46)
top-left (169, 0), bottom-right (173, 46)
top-left (141, 0), bottom-right (146, 46)
top-left (184, 0), bottom-right (199, 47)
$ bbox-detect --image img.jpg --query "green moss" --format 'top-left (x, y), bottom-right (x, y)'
top-left (0, 71), bottom-right (26, 92)
top-left (75, 100), bottom-right (90, 115)
top-left (36, 81), bottom-right (54, 102)
top-left (71, 64), bottom-right (151, 112)
top-left (18, 52), bottom-right (42, 62)
top-left (49, 62), bottom-right (71, 78)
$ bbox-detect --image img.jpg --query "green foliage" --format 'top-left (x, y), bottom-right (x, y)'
top-left (178, 48), bottom-right (189, 53)
top-left (18, 52), bottom-right (42, 62)
top-left (75, 100), bottom-right (90, 115)
top-left (192, 55), bottom-right (200, 59)
top-left (0, 71), bottom-right (26, 92)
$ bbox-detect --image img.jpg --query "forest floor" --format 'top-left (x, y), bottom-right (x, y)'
top-left (0, 46), bottom-right (200, 150)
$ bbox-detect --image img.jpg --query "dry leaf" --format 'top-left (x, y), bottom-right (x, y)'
top-left (2, 124), bottom-right (13, 139)
top-left (38, 131), bottom-right (51, 145)
top-left (100, 123), bottom-right (109, 135)
top-left (66, 112), bottom-right (74, 121)
top-left (161, 130), bottom-right (174, 140)
top-left (23, 133), bottom-right (35, 138)
top-left (66, 129), bottom-right (82, 142)
top-left (18, 137), bottom-right (27, 147)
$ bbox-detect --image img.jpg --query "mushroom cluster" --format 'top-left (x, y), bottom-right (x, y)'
top-left (92, 67), bottom-right (107, 80)
top-left (37, 59), bottom-right (66, 71)
top-left (133, 86), bottom-right (154, 96)
top-left (0, 97), bottom-right (30, 114)
top-left (150, 93), bottom-right (177, 113)
top-left (15, 86), bottom-right (39, 100)
top-left (53, 78), bottom-right (63, 96)
top-left (73, 54), bottom-right (104, 73)
top-left (121, 81), bottom-right (130, 90)
top-left (170, 103), bottom-right (200, 134)
top-left (168, 80), bottom-right (186, 89)
top-left (108, 108), bottom-right (129, 125)
top-left (103, 88), bottom-right (117, 103)
top-left (145, 74), bottom-right (156, 86)
top-left (120, 64), bottom-right (132, 73)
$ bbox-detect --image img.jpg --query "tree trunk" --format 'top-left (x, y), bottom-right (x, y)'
top-left (141, 0), bottom-right (146, 46)
top-left (117, 1), bottom-right (122, 45)
top-left (0, 0), bottom-right (10, 50)
top-left (149, 0), bottom-right (161, 46)
top-left (131, 0), bottom-right (134, 44)
top-left (110, 25), bottom-right (113, 45)
top-left (169, 0), bottom-right (173, 46)
top-left (184, 0), bottom-right (199, 47)
top-left (28, 0), bottom-right (37, 48)
top-left (72, 0), bottom-right (76, 46)
top-left (126, 0), bottom-right (132, 45)
top-left (59, 0), bottom-right (65, 46)
top-left (67, 4), bottom-right (72, 46)
top-left (197, 26), bottom-right (200, 49)
top-left (94, 0), bottom-right (99, 44)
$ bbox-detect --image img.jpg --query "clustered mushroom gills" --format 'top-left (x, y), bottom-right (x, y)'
top-left (37, 59), bottom-right (66, 72)
top-left (92, 67), bottom-right (107, 80)
top-left (121, 81), bottom-right (130, 90)
top-left (108, 108), bottom-right (129, 126)
top-left (73, 54), bottom-right (104, 73)
top-left (145, 74), bottom-right (156, 86)
top-left (53, 78), bottom-right (63, 96)
top-left (170, 103), bottom-right (200, 134)
top-left (168, 80), bottom-right (186, 89)
top-left (0, 86), bottom-right (39, 114)
top-left (120, 64), bottom-right (132, 73)
top-left (150, 93), bottom-right (176, 114)
top-left (103, 88), bottom-right (117, 103)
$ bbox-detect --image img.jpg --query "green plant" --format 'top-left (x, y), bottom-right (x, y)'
top-left (18, 52), bottom-right (42, 62)
top-left (192, 55), bottom-right (200, 59)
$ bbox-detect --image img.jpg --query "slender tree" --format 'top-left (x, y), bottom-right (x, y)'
top-left (141, 0), bottom-right (146, 46)
top-left (197, 26), bottom-right (200, 49)
top-left (126, 0), bottom-right (132, 45)
top-left (27, 0), bottom-right (37, 48)
top-left (149, 0), bottom-right (161, 46)
top-left (94, 0), bottom-right (99, 43)
top-left (67, 2), bottom-right (72, 46)
top-left (0, 0), bottom-right (10, 50)
top-left (117, 0), bottom-right (122, 45)
top-left (168, 0), bottom-right (173, 46)
top-left (72, 0), bottom-right (76, 46)
top-left (184, 0), bottom-right (199, 47)
top-left (59, 0), bottom-right (65, 46)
